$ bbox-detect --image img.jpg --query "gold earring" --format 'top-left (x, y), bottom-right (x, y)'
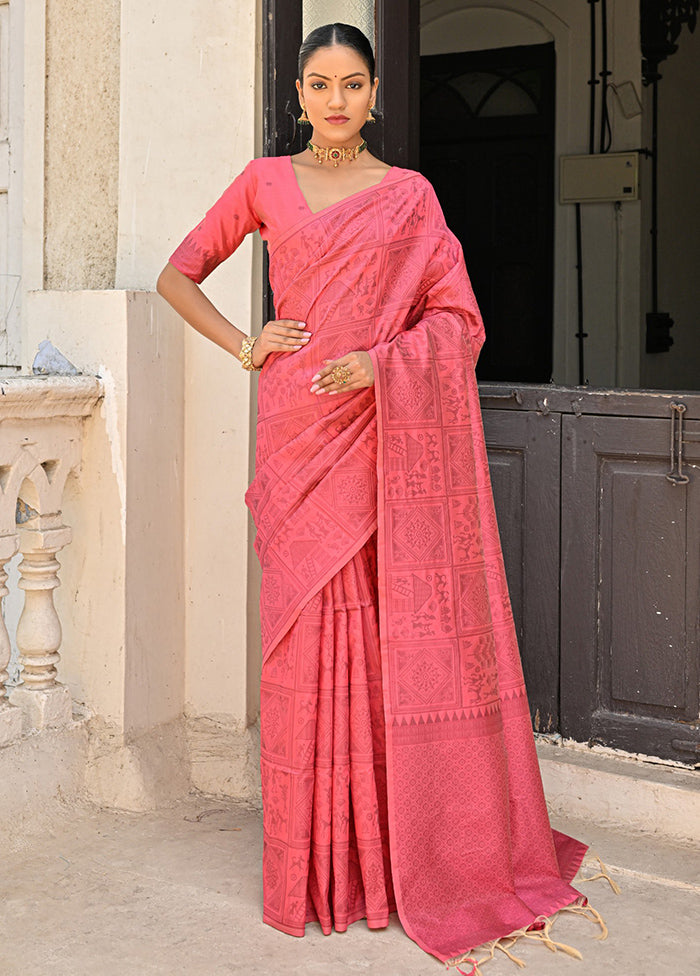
top-left (365, 106), bottom-right (376, 123)
top-left (298, 105), bottom-right (310, 124)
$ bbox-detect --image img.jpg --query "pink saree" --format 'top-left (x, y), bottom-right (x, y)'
top-left (170, 156), bottom-right (588, 963)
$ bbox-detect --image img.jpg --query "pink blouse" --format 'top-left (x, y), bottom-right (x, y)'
top-left (169, 156), bottom-right (402, 283)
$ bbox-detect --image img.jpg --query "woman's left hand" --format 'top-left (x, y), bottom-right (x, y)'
top-left (310, 352), bottom-right (374, 395)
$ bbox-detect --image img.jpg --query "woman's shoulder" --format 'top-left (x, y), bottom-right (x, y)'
top-left (385, 167), bottom-right (441, 205)
top-left (389, 166), bottom-right (434, 190)
top-left (231, 156), bottom-right (289, 187)
top-left (247, 155), bottom-right (290, 174)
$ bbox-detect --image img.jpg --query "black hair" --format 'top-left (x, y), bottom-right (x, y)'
top-left (297, 23), bottom-right (376, 81)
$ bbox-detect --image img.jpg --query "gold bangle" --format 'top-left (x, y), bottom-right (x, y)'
top-left (238, 335), bottom-right (261, 371)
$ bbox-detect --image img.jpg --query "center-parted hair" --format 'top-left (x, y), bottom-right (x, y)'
top-left (298, 23), bottom-right (376, 81)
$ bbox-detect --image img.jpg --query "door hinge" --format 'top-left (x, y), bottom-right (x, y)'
top-left (666, 402), bottom-right (690, 485)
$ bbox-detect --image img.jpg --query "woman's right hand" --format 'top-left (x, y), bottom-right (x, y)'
top-left (251, 320), bottom-right (311, 368)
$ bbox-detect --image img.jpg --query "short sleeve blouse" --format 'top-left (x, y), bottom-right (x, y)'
top-left (168, 157), bottom-right (314, 284)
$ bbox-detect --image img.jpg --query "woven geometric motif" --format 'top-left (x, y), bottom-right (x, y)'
top-left (446, 429), bottom-right (477, 490)
top-left (382, 243), bottom-right (426, 301)
top-left (385, 365), bottom-right (437, 423)
top-left (485, 564), bottom-right (515, 623)
top-left (386, 431), bottom-right (424, 472)
top-left (450, 494), bottom-right (485, 564)
top-left (260, 688), bottom-right (292, 759)
top-left (389, 503), bottom-right (448, 566)
top-left (456, 567), bottom-right (493, 634)
top-left (262, 571), bottom-right (283, 609)
top-left (316, 278), bottom-right (362, 324)
top-left (292, 774), bottom-right (315, 841)
top-left (390, 573), bottom-right (433, 613)
top-left (394, 641), bottom-right (459, 710)
top-left (262, 841), bottom-right (286, 914)
top-left (332, 468), bottom-right (374, 509)
top-left (459, 632), bottom-right (500, 705)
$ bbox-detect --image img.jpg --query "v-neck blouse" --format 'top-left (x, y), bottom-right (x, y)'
top-left (169, 155), bottom-right (405, 285)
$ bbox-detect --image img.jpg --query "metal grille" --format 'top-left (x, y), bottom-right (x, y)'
top-left (302, 0), bottom-right (375, 48)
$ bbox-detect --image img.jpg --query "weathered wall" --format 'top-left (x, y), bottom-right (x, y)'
top-left (115, 0), bottom-right (261, 796)
top-left (640, 25), bottom-right (700, 391)
top-left (25, 288), bottom-right (189, 809)
top-left (25, 290), bottom-right (186, 733)
top-left (20, 0), bottom-right (263, 806)
top-left (420, 0), bottom-right (644, 388)
top-left (44, 0), bottom-right (120, 289)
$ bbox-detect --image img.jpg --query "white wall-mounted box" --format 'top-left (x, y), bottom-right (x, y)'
top-left (560, 152), bottom-right (639, 203)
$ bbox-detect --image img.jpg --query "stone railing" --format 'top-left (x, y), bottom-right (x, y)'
top-left (0, 375), bottom-right (102, 746)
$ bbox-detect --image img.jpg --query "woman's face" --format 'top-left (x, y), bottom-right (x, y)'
top-left (297, 44), bottom-right (378, 147)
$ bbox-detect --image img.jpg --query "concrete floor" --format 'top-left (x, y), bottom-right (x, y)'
top-left (2, 796), bottom-right (699, 976)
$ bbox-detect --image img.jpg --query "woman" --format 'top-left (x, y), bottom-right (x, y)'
top-left (157, 23), bottom-right (599, 971)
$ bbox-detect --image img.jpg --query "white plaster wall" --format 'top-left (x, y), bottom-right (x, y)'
top-left (419, 0), bottom-right (643, 387)
top-left (24, 290), bottom-right (128, 726)
top-left (24, 290), bottom-right (185, 740)
top-left (124, 292), bottom-right (186, 736)
top-left (640, 25), bottom-right (700, 392)
top-left (115, 2), bottom-right (260, 734)
top-left (18, 0), bottom-right (262, 803)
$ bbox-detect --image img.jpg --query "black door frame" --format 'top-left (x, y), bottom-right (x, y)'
top-left (262, 1), bottom-right (420, 320)
top-left (263, 0), bottom-right (420, 165)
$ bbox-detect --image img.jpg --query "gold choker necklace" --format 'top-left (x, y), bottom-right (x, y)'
top-left (307, 140), bottom-right (368, 167)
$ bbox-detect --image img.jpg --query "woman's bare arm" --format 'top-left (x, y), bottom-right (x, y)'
top-left (156, 262), bottom-right (246, 357)
top-left (156, 262), bottom-right (310, 367)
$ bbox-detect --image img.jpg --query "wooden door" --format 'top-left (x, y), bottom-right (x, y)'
top-left (560, 409), bottom-right (700, 763)
top-left (421, 44), bottom-right (555, 383)
top-left (482, 385), bottom-right (700, 764)
top-left (482, 402), bottom-right (561, 732)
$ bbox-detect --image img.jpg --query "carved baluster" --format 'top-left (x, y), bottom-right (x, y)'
top-left (0, 532), bottom-right (22, 744)
top-left (9, 521), bottom-right (73, 730)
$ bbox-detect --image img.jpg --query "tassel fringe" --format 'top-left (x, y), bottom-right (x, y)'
top-left (446, 889), bottom-right (613, 973)
top-left (579, 854), bottom-right (623, 895)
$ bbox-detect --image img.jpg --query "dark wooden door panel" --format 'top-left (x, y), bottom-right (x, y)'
top-left (560, 414), bottom-right (700, 761)
top-left (482, 406), bottom-right (561, 732)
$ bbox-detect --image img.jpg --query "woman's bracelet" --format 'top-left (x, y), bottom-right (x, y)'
top-left (238, 335), bottom-right (261, 371)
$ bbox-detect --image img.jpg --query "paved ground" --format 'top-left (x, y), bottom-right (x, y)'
top-left (1, 795), bottom-right (698, 976)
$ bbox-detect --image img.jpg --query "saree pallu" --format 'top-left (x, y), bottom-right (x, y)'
top-left (242, 164), bottom-right (588, 962)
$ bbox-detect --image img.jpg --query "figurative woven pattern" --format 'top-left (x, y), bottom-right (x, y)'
top-left (170, 157), bottom-right (587, 962)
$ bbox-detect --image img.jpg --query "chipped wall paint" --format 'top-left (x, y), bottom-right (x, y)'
top-left (98, 365), bottom-right (127, 546)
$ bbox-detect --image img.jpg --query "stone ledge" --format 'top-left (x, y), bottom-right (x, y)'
top-left (538, 739), bottom-right (700, 844)
top-left (0, 374), bottom-right (103, 419)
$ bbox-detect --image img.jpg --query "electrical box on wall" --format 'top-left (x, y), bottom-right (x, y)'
top-left (560, 152), bottom-right (639, 203)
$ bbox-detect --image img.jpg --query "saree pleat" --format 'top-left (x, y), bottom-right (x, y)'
top-left (260, 536), bottom-right (395, 937)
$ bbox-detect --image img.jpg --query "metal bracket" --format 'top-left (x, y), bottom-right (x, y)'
top-left (666, 402), bottom-right (690, 485)
top-left (480, 389), bottom-right (523, 405)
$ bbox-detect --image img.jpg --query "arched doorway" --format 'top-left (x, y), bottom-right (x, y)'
top-left (421, 42), bottom-right (555, 382)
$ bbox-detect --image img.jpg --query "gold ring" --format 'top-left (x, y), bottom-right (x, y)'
top-left (331, 365), bottom-right (351, 385)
